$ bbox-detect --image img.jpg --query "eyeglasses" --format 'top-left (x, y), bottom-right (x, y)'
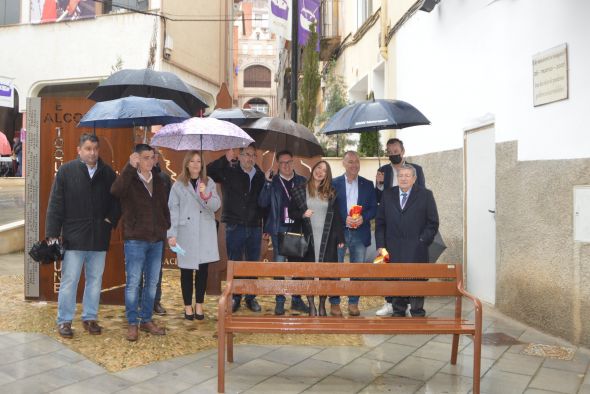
top-left (278, 160), bottom-right (293, 165)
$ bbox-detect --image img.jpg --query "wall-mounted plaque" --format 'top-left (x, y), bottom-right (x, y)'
top-left (533, 44), bottom-right (568, 107)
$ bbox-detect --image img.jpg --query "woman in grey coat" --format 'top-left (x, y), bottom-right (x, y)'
top-left (168, 151), bottom-right (221, 320)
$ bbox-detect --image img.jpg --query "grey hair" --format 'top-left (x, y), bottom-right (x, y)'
top-left (79, 133), bottom-right (99, 146)
top-left (342, 150), bottom-right (359, 160)
top-left (399, 163), bottom-right (416, 177)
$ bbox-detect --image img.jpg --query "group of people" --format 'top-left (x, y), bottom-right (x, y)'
top-left (45, 133), bottom-right (439, 342)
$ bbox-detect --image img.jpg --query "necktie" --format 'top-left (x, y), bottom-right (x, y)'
top-left (401, 192), bottom-right (408, 209)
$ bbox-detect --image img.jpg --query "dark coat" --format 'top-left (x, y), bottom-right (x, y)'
top-left (45, 158), bottom-right (120, 251)
top-left (332, 174), bottom-right (377, 247)
top-left (207, 155), bottom-right (266, 227)
top-left (375, 161), bottom-right (425, 203)
top-left (288, 184), bottom-right (345, 262)
top-left (258, 172), bottom-right (307, 235)
top-left (375, 184), bottom-right (439, 262)
top-left (110, 163), bottom-right (171, 242)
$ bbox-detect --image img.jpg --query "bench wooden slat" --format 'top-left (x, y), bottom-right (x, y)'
top-left (231, 261), bottom-right (460, 279)
top-left (232, 279), bottom-right (462, 297)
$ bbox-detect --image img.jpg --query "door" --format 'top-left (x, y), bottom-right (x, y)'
top-left (465, 125), bottom-right (496, 304)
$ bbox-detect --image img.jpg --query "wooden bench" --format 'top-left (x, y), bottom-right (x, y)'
top-left (217, 261), bottom-right (483, 394)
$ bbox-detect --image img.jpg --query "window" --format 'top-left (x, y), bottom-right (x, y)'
top-left (244, 65), bottom-right (271, 88)
top-left (103, 0), bottom-right (148, 14)
top-left (356, 0), bottom-right (373, 29)
top-left (246, 98), bottom-right (269, 114)
top-left (0, 0), bottom-right (19, 25)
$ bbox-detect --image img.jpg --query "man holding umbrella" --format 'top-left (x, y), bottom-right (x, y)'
top-left (258, 150), bottom-right (309, 315)
top-left (207, 143), bottom-right (266, 313)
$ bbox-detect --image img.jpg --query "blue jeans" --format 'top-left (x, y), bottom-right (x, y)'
top-left (57, 250), bottom-right (106, 325)
top-left (124, 240), bottom-right (163, 325)
top-left (226, 224), bottom-right (261, 302)
top-left (330, 229), bottom-right (367, 305)
top-left (271, 231), bottom-right (303, 304)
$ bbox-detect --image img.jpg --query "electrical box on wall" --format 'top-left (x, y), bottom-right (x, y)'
top-left (574, 186), bottom-right (590, 242)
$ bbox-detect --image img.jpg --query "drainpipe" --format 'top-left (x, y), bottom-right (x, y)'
top-left (380, 0), bottom-right (388, 60)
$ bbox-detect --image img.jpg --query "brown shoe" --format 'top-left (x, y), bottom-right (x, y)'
top-left (58, 322), bottom-right (73, 339)
top-left (82, 320), bottom-right (102, 335)
top-left (127, 325), bottom-right (139, 342)
top-left (348, 304), bottom-right (360, 316)
top-left (139, 321), bottom-right (166, 335)
top-left (330, 304), bottom-right (343, 317)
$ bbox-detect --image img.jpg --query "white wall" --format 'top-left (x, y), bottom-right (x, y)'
top-left (1, 12), bottom-right (158, 110)
top-left (395, 0), bottom-right (590, 161)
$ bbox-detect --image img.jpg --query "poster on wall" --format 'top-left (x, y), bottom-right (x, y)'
top-left (298, 0), bottom-right (320, 47)
top-left (0, 77), bottom-right (14, 109)
top-left (30, 0), bottom-right (96, 24)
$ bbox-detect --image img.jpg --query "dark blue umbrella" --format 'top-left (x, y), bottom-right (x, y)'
top-left (78, 96), bottom-right (190, 129)
top-left (321, 99), bottom-right (430, 135)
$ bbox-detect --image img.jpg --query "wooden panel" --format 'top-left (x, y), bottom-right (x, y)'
top-left (38, 97), bottom-right (133, 304)
top-left (231, 261), bottom-right (460, 279)
top-left (232, 279), bottom-right (462, 297)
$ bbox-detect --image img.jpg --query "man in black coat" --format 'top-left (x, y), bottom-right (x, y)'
top-left (207, 143), bottom-right (266, 313)
top-left (375, 164), bottom-right (439, 317)
top-left (46, 133), bottom-right (120, 338)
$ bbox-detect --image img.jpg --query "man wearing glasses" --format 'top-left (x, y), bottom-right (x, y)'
top-left (258, 150), bottom-right (309, 315)
top-left (207, 143), bottom-right (266, 312)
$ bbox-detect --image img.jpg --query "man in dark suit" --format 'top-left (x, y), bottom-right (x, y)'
top-left (332, 151), bottom-right (377, 316)
top-left (375, 164), bottom-right (439, 317)
top-left (375, 138), bottom-right (426, 316)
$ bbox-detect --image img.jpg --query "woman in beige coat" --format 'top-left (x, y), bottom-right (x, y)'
top-left (168, 151), bottom-right (220, 320)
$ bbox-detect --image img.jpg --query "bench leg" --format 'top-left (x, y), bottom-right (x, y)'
top-left (218, 329), bottom-right (225, 393)
top-left (451, 334), bottom-right (460, 364)
top-left (227, 332), bottom-right (234, 363)
top-left (473, 333), bottom-right (482, 394)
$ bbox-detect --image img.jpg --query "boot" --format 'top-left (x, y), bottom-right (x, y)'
top-left (307, 296), bottom-right (317, 316)
top-left (319, 296), bottom-right (327, 317)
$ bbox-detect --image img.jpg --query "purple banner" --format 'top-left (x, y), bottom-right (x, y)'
top-left (298, 0), bottom-right (320, 48)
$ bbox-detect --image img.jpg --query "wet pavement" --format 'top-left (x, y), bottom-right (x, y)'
top-left (0, 182), bottom-right (25, 226)
top-left (0, 252), bottom-right (588, 394)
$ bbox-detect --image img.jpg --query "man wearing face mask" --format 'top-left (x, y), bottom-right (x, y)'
top-left (375, 138), bottom-right (425, 204)
top-left (374, 138), bottom-right (425, 317)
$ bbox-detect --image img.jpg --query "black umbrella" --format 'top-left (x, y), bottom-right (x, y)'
top-left (241, 117), bottom-right (324, 158)
top-left (429, 231), bottom-right (447, 263)
top-left (88, 69), bottom-right (208, 115)
top-left (208, 108), bottom-right (267, 126)
top-left (321, 99), bottom-right (430, 135)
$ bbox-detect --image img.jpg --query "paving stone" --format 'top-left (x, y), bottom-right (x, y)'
top-left (388, 334), bottom-right (435, 348)
top-left (578, 385), bottom-right (590, 394)
top-left (361, 334), bottom-right (392, 348)
top-left (311, 346), bottom-right (370, 365)
top-left (226, 358), bottom-right (289, 387)
top-left (480, 369), bottom-right (532, 394)
top-left (431, 334), bottom-right (472, 346)
top-left (0, 370), bottom-right (70, 393)
top-left (243, 376), bottom-right (313, 393)
top-left (332, 356), bottom-right (394, 384)
top-left (159, 358), bottom-right (219, 385)
top-left (414, 371), bottom-right (473, 394)
top-left (493, 351), bottom-right (544, 376)
top-left (50, 373), bottom-right (134, 393)
top-left (387, 356), bottom-right (446, 381)
top-left (0, 352), bottom-right (70, 379)
top-left (439, 353), bottom-right (495, 378)
top-left (278, 358), bottom-right (342, 384)
top-left (541, 351), bottom-right (590, 374)
top-left (128, 371), bottom-right (195, 394)
top-left (528, 367), bottom-right (583, 393)
top-left (52, 348), bottom-right (86, 363)
top-left (180, 376), bottom-right (252, 394)
top-left (461, 342), bottom-right (509, 360)
top-left (362, 342), bottom-right (417, 364)
top-left (0, 369), bottom-right (15, 385)
top-left (518, 329), bottom-right (574, 347)
top-left (412, 340), bottom-right (464, 363)
top-left (261, 345), bottom-right (323, 366)
top-left (47, 360), bottom-right (106, 383)
top-left (303, 375), bottom-right (367, 393)
top-left (523, 389), bottom-right (567, 394)
top-left (113, 365), bottom-right (160, 384)
top-left (358, 374), bottom-right (423, 394)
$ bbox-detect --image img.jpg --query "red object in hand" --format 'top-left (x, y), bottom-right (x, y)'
top-left (349, 205), bottom-right (362, 228)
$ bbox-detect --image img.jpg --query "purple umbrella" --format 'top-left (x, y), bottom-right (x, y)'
top-left (150, 117), bottom-right (254, 151)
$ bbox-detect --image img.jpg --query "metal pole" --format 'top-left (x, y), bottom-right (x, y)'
top-left (290, 0), bottom-right (299, 122)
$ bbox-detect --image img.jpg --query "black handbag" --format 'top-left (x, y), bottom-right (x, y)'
top-left (29, 239), bottom-right (65, 263)
top-left (278, 231), bottom-right (310, 259)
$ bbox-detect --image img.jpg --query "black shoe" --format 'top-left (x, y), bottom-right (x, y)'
top-left (231, 298), bottom-right (240, 313)
top-left (194, 313), bottom-right (205, 320)
top-left (184, 310), bottom-right (195, 320)
top-left (154, 303), bottom-right (167, 315)
top-left (58, 322), bottom-right (73, 339)
top-left (392, 312), bottom-right (406, 317)
top-left (274, 301), bottom-right (285, 315)
top-left (290, 298), bottom-right (310, 313)
top-left (245, 299), bottom-right (261, 312)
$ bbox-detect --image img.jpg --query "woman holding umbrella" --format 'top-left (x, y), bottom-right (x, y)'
top-left (167, 151), bottom-right (220, 320)
top-left (288, 161), bottom-right (344, 316)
